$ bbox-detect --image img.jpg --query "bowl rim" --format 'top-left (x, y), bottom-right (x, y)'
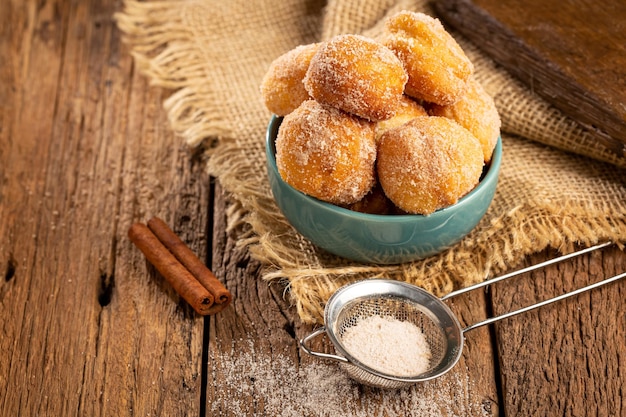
top-left (266, 115), bottom-right (502, 223)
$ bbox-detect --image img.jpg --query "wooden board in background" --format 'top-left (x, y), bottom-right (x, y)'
top-left (434, 0), bottom-right (626, 157)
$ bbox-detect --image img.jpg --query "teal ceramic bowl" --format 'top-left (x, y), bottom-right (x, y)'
top-left (265, 116), bottom-right (502, 264)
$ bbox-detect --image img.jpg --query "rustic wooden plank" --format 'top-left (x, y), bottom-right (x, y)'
top-left (206, 186), bottom-right (306, 416)
top-left (490, 245), bottom-right (625, 416)
top-left (434, 0), bottom-right (626, 156)
top-left (0, 0), bottom-right (70, 412)
top-left (206, 185), bottom-right (500, 416)
top-left (0, 0), bottom-right (207, 415)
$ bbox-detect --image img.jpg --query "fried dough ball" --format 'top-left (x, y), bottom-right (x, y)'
top-left (375, 95), bottom-right (428, 141)
top-left (380, 11), bottom-right (473, 105)
top-left (276, 100), bottom-right (377, 205)
top-left (303, 34), bottom-right (408, 121)
top-left (377, 116), bottom-right (483, 215)
top-left (260, 43), bottom-right (321, 116)
top-left (346, 182), bottom-right (395, 215)
top-left (429, 78), bottom-right (501, 163)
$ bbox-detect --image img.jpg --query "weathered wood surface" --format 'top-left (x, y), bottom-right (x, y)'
top-left (434, 0), bottom-right (626, 157)
top-left (0, 0), bottom-right (207, 415)
top-left (1, 0), bottom-right (624, 416)
top-left (492, 246), bottom-right (626, 416)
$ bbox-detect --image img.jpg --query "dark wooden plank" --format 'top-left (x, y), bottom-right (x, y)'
top-left (490, 245), bottom-right (625, 416)
top-left (434, 0), bottom-right (626, 157)
top-left (206, 185), bottom-right (500, 416)
top-left (0, 0), bottom-right (206, 414)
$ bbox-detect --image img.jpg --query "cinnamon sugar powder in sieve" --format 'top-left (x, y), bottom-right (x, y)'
top-left (340, 315), bottom-right (432, 377)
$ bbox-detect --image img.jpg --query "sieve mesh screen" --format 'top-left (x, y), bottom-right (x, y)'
top-left (333, 295), bottom-right (447, 377)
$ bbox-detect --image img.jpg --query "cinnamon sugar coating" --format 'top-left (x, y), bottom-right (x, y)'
top-left (346, 182), bottom-right (396, 215)
top-left (276, 100), bottom-right (377, 205)
top-left (380, 11), bottom-right (473, 105)
top-left (375, 95), bottom-right (428, 141)
top-left (260, 43), bottom-right (320, 116)
top-left (377, 116), bottom-right (483, 215)
top-left (429, 78), bottom-right (501, 163)
top-left (303, 34), bottom-right (408, 121)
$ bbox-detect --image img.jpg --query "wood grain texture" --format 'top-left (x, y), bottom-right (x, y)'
top-left (0, 0), bottom-right (207, 415)
top-left (434, 0), bottom-right (626, 156)
top-left (491, 246), bottom-right (626, 416)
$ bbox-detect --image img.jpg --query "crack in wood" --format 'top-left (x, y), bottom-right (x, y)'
top-left (4, 256), bottom-right (16, 282)
top-left (97, 272), bottom-right (114, 307)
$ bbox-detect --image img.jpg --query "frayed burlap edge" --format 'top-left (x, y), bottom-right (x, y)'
top-left (115, 1), bottom-right (233, 147)
top-left (114, 0), bottom-right (272, 238)
top-left (249, 191), bottom-right (626, 323)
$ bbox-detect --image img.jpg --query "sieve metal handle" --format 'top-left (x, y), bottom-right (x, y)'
top-left (299, 327), bottom-right (349, 363)
top-left (441, 241), bottom-right (614, 301)
top-left (462, 270), bottom-right (626, 333)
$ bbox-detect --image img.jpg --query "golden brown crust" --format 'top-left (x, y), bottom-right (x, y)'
top-left (381, 11), bottom-right (473, 106)
top-left (260, 43), bottom-right (320, 116)
top-left (276, 100), bottom-right (377, 205)
top-left (377, 116), bottom-right (484, 215)
top-left (375, 95), bottom-right (428, 141)
top-left (429, 78), bottom-right (501, 162)
top-left (303, 34), bottom-right (408, 121)
top-left (346, 181), bottom-right (395, 215)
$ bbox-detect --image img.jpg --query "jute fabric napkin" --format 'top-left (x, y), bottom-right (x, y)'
top-left (116, 0), bottom-right (626, 324)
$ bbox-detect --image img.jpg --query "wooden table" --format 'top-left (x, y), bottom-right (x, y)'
top-left (1, 1), bottom-right (624, 416)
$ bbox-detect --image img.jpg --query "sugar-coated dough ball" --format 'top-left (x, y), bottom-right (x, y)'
top-left (303, 34), bottom-right (408, 121)
top-left (276, 100), bottom-right (377, 205)
top-left (260, 43), bottom-right (320, 116)
top-left (375, 95), bottom-right (428, 141)
top-left (377, 116), bottom-right (484, 215)
top-left (347, 182), bottom-right (396, 215)
top-left (429, 78), bottom-right (501, 162)
top-left (381, 11), bottom-right (473, 105)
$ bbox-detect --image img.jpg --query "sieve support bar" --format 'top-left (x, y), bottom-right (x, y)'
top-left (462, 271), bottom-right (626, 333)
top-left (299, 327), bottom-right (349, 363)
top-left (440, 241), bottom-right (614, 301)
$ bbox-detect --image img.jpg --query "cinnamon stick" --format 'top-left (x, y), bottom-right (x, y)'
top-left (147, 216), bottom-right (232, 308)
top-left (128, 222), bottom-right (216, 315)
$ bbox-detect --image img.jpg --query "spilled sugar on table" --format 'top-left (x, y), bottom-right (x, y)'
top-left (0, 0), bottom-right (624, 416)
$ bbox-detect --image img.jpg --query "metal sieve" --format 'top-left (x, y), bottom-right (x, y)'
top-left (300, 242), bottom-right (625, 389)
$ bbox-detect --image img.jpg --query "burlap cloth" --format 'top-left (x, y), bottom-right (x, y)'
top-left (116, 0), bottom-right (626, 324)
